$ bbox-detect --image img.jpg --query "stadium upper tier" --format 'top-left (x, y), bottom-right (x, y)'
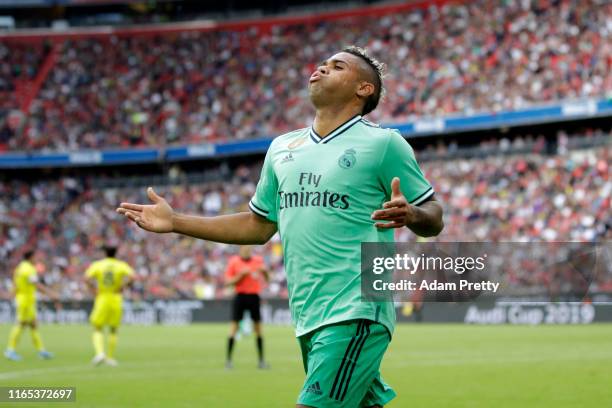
top-left (1, 130), bottom-right (610, 300)
top-left (1, 0), bottom-right (611, 153)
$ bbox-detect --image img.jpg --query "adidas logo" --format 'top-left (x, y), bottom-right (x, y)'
top-left (305, 381), bottom-right (322, 395)
top-left (281, 152), bottom-right (294, 163)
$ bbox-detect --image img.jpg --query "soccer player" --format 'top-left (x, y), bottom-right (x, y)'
top-left (225, 245), bottom-right (270, 369)
top-left (117, 46), bottom-right (443, 407)
top-left (85, 245), bottom-right (134, 366)
top-left (4, 250), bottom-right (55, 361)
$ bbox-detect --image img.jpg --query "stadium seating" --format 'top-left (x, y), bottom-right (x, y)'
top-left (1, 0), bottom-right (610, 150)
top-left (1, 131), bottom-right (609, 300)
top-left (0, 42), bottom-right (48, 151)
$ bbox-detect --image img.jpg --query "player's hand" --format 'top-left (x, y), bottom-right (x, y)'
top-left (116, 187), bottom-right (174, 233)
top-left (371, 177), bottom-right (418, 229)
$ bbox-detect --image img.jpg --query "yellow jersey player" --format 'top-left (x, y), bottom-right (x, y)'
top-left (85, 246), bottom-right (134, 366)
top-left (4, 250), bottom-right (55, 361)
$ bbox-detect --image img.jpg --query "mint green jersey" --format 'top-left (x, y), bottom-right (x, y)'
top-left (249, 115), bottom-right (434, 337)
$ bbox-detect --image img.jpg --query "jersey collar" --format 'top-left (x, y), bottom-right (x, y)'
top-left (309, 115), bottom-right (362, 144)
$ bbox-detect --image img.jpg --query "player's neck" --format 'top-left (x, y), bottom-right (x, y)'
top-left (313, 106), bottom-right (362, 137)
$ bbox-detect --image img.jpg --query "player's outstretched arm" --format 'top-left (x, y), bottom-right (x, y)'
top-left (117, 187), bottom-right (277, 245)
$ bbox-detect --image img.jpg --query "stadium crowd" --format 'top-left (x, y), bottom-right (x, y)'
top-left (1, 130), bottom-right (610, 300)
top-left (1, 0), bottom-right (610, 151)
top-left (0, 42), bottom-right (48, 151)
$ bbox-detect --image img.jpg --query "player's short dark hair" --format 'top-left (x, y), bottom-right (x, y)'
top-left (342, 46), bottom-right (385, 116)
top-left (23, 250), bottom-right (34, 260)
top-left (104, 246), bottom-right (117, 258)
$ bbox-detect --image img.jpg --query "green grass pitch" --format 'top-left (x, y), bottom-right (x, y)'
top-left (1, 324), bottom-right (611, 407)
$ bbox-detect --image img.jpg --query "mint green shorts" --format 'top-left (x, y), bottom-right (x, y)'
top-left (297, 319), bottom-right (396, 407)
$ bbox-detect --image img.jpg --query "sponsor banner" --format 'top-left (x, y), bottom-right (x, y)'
top-left (69, 151), bottom-right (102, 164)
top-left (562, 100), bottom-right (597, 116)
top-left (413, 118), bottom-right (445, 133)
top-left (2, 298), bottom-right (612, 325)
top-left (464, 302), bottom-right (596, 325)
top-left (185, 144), bottom-right (215, 158)
top-left (396, 301), bottom-right (612, 325)
top-left (0, 299), bottom-right (293, 326)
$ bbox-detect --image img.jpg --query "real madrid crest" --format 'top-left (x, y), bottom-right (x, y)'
top-left (338, 148), bottom-right (356, 169)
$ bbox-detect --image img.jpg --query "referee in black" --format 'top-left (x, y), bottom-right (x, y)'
top-left (224, 246), bottom-right (270, 369)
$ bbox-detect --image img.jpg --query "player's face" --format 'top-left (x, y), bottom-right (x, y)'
top-left (308, 52), bottom-right (362, 108)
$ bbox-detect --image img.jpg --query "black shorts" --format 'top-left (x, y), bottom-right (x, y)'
top-left (231, 293), bottom-right (261, 322)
